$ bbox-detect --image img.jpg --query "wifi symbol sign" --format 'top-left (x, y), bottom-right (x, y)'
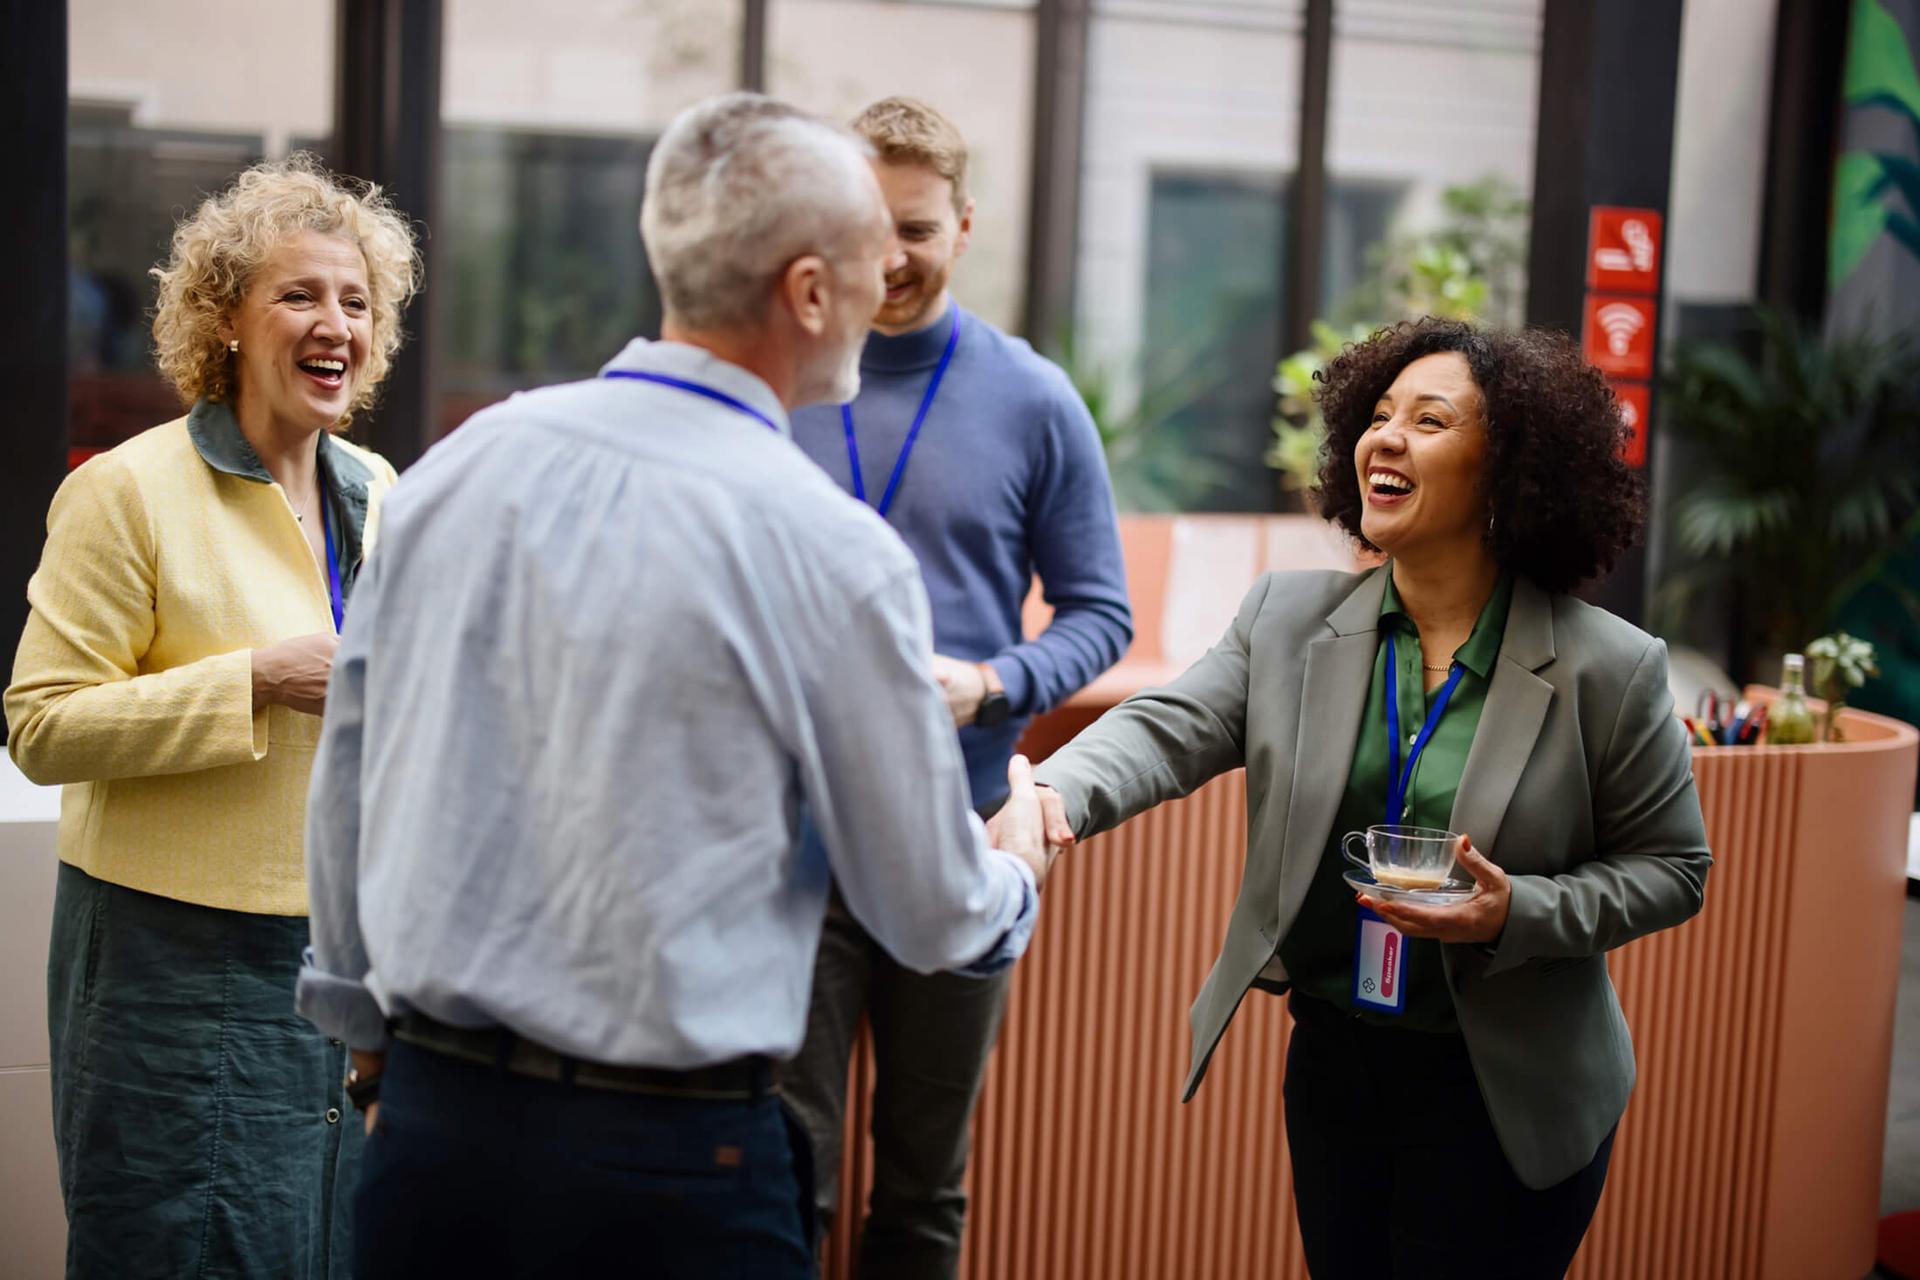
top-left (1597, 304), bottom-right (1644, 356)
top-left (1582, 295), bottom-right (1656, 378)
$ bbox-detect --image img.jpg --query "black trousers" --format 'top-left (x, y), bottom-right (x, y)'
top-left (1282, 994), bottom-right (1614, 1280)
top-left (353, 1041), bottom-right (815, 1279)
top-left (784, 795), bottom-right (1012, 1280)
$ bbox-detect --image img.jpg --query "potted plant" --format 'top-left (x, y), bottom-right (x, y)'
top-left (1655, 309), bottom-right (1920, 682)
top-left (1805, 631), bottom-right (1881, 742)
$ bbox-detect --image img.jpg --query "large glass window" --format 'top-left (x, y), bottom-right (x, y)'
top-left (1074, 0), bottom-right (1542, 513)
top-left (1321, 0), bottom-right (1543, 330)
top-left (1076, 1), bottom-right (1305, 512)
top-left (435, 0), bottom-right (742, 437)
top-left (1139, 169), bottom-right (1288, 512)
top-left (767, 0), bottom-right (1038, 336)
top-left (67, 2), bottom-right (334, 457)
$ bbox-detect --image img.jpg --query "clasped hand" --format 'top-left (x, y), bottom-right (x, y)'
top-left (985, 756), bottom-right (1077, 891)
top-left (930, 653), bottom-right (986, 726)
top-left (251, 632), bottom-right (338, 716)
top-left (1356, 835), bottom-right (1511, 944)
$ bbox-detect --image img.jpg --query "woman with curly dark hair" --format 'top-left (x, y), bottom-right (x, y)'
top-left (1002, 317), bottom-right (1711, 1277)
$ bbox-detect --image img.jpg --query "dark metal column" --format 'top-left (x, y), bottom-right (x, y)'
top-left (1757, 0), bottom-right (1850, 324)
top-left (1022, 0), bottom-right (1092, 350)
top-left (1, 0), bottom-right (70, 720)
top-left (1524, 0), bottom-right (1685, 623)
top-left (741, 0), bottom-right (769, 92)
top-left (1282, 0), bottom-right (1333, 356)
top-left (333, 0), bottom-right (444, 469)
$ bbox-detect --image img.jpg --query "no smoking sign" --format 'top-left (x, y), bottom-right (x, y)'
top-left (1587, 207), bottom-right (1663, 294)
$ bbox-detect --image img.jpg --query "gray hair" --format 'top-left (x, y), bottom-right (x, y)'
top-left (642, 93), bottom-right (878, 332)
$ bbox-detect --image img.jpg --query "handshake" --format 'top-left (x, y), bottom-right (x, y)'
top-left (986, 754), bottom-right (1078, 891)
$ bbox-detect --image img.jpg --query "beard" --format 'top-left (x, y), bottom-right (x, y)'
top-left (793, 331), bottom-right (864, 408)
top-left (877, 261), bottom-right (953, 332)
top-left (826, 345), bottom-right (863, 405)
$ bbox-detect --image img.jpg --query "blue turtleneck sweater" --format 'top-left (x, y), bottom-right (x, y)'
top-left (790, 300), bottom-right (1133, 804)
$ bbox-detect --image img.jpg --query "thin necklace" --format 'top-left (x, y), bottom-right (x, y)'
top-left (292, 483), bottom-right (316, 524)
top-left (1423, 659), bottom-right (1454, 672)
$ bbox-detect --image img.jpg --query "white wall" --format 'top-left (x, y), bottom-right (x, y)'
top-left (69, 0), bottom-right (333, 154)
top-left (0, 760), bottom-right (64, 1276)
top-left (1664, 0), bottom-right (1780, 306)
top-left (1075, 4), bottom-right (1305, 405)
top-left (441, 0), bottom-right (738, 131)
top-left (1324, 2), bottom-right (1541, 220)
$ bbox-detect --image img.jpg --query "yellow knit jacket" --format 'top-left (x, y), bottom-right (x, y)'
top-left (5, 403), bottom-right (397, 915)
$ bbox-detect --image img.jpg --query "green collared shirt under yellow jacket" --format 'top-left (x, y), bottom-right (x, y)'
top-left (5, 400), bottom-right (398, 915)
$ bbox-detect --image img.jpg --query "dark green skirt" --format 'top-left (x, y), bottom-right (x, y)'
top-left (47, 862), bottom-right (362, 1279)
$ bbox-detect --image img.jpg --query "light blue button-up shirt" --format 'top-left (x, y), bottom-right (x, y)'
top-left (295, 339), bottom-right (1038, 1066)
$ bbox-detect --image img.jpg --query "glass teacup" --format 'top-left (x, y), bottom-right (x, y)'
top-left (1341, 824), bottom-right (1465, 891)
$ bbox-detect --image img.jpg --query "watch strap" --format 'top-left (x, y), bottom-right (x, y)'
top-left (345, 1068), bottom-right (382, 1110)
top-left (975, 661), bottom-right (1011, 728)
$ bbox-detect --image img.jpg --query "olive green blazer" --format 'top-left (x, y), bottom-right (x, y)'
top-left (1033, 566), bottom-right (1712, 1189)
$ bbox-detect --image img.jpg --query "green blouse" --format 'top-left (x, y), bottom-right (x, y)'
top-left (1276, 568), bottom-right (1514, 1033)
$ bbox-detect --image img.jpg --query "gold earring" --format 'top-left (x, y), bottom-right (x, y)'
top-left (228, 339), bottom-right (240, 354)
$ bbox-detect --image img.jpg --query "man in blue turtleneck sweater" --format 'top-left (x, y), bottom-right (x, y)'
top-left (786, 98), bottom-right (1132, 1277)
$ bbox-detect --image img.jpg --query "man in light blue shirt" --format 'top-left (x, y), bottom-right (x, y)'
top-left (295, 94), bottom-right (1055, 1280)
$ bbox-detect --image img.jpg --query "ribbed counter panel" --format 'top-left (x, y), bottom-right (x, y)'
top-left (824, 706), bottom-right (1916, 1279)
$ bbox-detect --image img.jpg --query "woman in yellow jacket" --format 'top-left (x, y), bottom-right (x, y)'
top-left (5, 155), bottom-right (418, 1279)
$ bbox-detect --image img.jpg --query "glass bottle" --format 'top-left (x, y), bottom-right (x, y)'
top-left (1768, 653), bottom-right (1817, 745)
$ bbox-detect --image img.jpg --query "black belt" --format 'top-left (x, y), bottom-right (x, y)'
top-left (391, 1013), bottom-right (776, 1101)
top-left (1285, 993), bottom-right (1470, 1061)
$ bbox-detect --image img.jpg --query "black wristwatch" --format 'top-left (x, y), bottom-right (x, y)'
top-left (345, 1066), bottom-right (382, 1110)
top-left (975, 662), bottom-right (1012, 728)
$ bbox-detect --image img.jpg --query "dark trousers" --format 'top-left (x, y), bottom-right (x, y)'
top-left (785, 893), bottom-right (1012, 1280)
top-left (1283, 994), bottom-right (1614, 1280)
top-left (353, 1040), bottom-right (814, 1279)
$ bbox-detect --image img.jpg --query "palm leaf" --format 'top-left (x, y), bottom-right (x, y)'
top-left (1831, 151), bottom-right (1890, 287)
top-left (1886, 211), bottom-right (1920, 262)
top-left (1867, 152), bottom-right (1920, 212)
top-left (1843, 0), bottom-right (1920, 118)
top-left (1674, 483), bottom-right (1795, 558)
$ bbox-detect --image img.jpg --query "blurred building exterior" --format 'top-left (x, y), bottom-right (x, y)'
top-left (5, 0), bottom-right (1910, 676)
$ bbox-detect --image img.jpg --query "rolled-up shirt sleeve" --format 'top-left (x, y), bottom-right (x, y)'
top-left (800, 564), bottom-right (1039, 975)
top-left (294, 551), bottom-right (388, 1049)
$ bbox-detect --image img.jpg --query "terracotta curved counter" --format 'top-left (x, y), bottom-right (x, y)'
top-left (826, 693), bottom-right (1916, 1280)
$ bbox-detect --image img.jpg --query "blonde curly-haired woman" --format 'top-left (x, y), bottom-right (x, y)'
top-left (5, 154), bottom-right (419, 1279)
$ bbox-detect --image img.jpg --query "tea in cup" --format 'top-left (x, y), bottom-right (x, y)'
top-left (1341, 824), bottom-right (1464, 891)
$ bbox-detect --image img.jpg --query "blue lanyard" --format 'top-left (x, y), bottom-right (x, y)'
top-left (1383, 633), bottom-right (1466, 825)
top-left (319, 487), bottom-right (345, 634)
top-left (601, 370), bottom-right (782, 433)
top-left (841, 308), bottom-right (962, 518)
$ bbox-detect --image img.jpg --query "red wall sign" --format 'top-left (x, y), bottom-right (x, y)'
top-left (1582, 294), bottom-right (1657, 378)
top-left (1609, 380), bottom-right (1649, 468)
top-left (1586, 207), bottom-right (1663, 294)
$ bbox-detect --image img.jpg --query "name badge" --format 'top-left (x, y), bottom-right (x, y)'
top-left (1352, 906), bottom-right (1407, 1014)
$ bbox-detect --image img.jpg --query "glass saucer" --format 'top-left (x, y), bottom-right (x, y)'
top-left (1343, 866), bottom-right (1477, 906)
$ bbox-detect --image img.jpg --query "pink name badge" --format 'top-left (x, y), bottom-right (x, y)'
top-left (1353, 906), bottom-right (1407, 1014)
